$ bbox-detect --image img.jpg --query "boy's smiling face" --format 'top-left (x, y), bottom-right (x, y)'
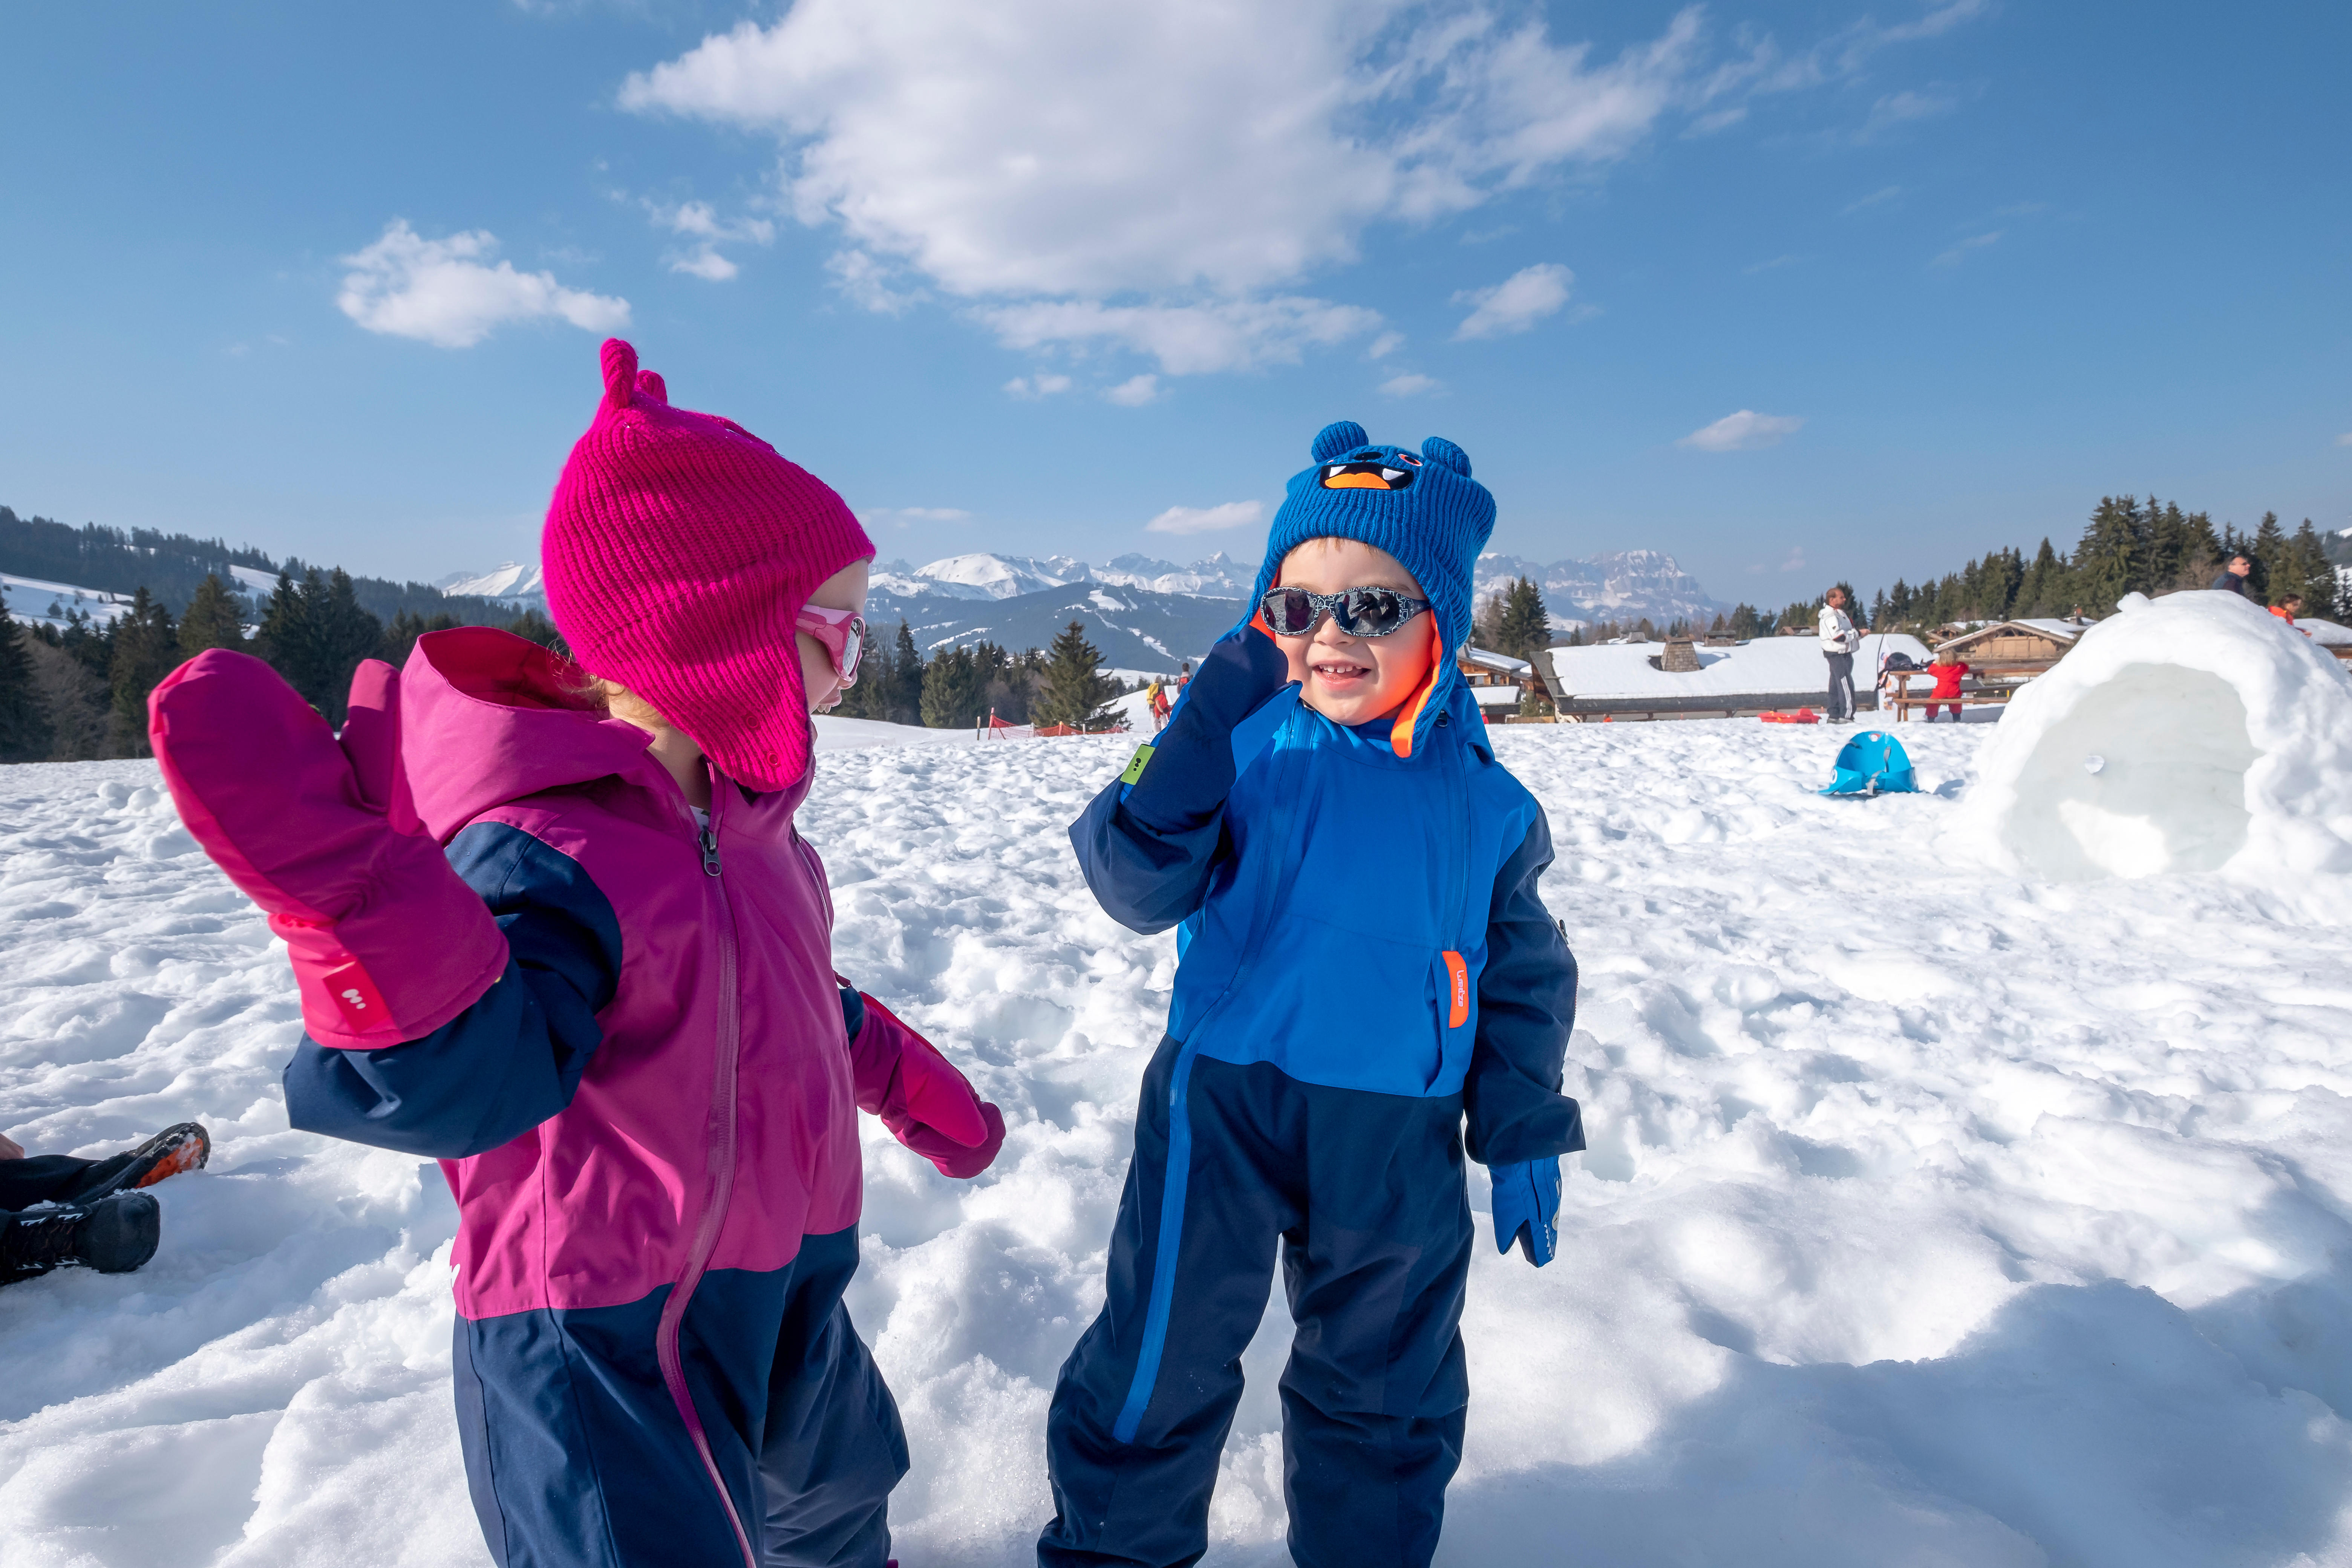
top-left (1273, 537), bottom-right (1437, 729)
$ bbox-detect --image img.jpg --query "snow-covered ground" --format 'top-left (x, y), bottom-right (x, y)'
top-left (5, 718), bottom-right (2352, 1566)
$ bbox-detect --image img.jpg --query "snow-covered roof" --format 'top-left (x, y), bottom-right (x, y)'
top-left (1935, 618), bottom-right (2086, 654)
top-left (1459, 645), bottom-right (1533, 675)
top-left (2295, 617), bottom-right (2352, 647)
top-left (1537, 631), bottom-right (1931, 701)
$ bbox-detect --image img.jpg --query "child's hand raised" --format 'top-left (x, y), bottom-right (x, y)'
top-left (148, 651), bottom-right (510, 1049)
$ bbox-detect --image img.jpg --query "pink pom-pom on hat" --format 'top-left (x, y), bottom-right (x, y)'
top-left (544, 338), bottom-right (873, 792)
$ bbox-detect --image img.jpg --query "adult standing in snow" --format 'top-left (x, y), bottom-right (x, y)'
top-left (1046, 422), bottom-right (1583, 1568)
top-left (1818, 585), bottom-right (1863, 723)
top-left (2212, 553), bottom-right (2254, 596)
top-left (148, 339), bottom-right (1003, 1568)
top-left (0, 1123), bottom-right (208, 1284)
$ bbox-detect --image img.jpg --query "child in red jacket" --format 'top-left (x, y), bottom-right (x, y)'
top-left (1927, 648), bottom-right (1969, 722)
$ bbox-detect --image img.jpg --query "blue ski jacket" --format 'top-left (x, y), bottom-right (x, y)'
top-left (1072, 672), bottom-right (1583, 1167)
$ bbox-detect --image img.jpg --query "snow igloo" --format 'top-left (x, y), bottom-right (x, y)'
top-left (1961, 591), bottom-right (2352, 880)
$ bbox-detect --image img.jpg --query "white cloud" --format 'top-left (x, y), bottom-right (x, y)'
top-left (1859, 87), bottom-right (1958, 140)
top-left (1840, 184), bottom-right (1903, 215)
top-left (618, 3), bottom-right (1716, 373)
top-left (1380, 372), bottom-right (1441, 397)
top-left (1932, 230), bottom-right (2003, 267)
top-left (1003, 374), bottom-right (1073, 399)
top-left (826, 249), bottom-right (923, 314)
top-left (337, 221), bottom-right (629, 348)
top-left (1105, 374), bottom-right (1161, 407)
top-left (1452, 262), bottom-right (1575, 340)
top-left (1367, 331), bottom-right (1405, 360)
top-left (864, 506), bottom-right (972, 525)
top-left (1680, 409), bottom-right (1804, 452)
top-left (619, 0), bottom-right (1986, 374)
top-left (647, 198), bottom-right (776, 282)
top-left (1145, 500), bottom-right (1265, 536)
top-left (2335, 432), bottom-right (2352, 448)
top-left (985, 297), bottom-right (1382, 375)
top-left (671, 249), bottom-right (740, 281)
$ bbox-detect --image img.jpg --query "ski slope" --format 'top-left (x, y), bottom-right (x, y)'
top-left (3, 719), bottom-right (2351, 1566)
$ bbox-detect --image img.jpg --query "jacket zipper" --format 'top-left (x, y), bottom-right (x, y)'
top-left (652, 774), bottom-right (758, 1568)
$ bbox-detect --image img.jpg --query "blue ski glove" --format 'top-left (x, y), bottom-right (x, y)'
top-left (1489, 1157), bottom-right (1560, 1267)
top-left (1118, 621), bottom-right (1291, 834)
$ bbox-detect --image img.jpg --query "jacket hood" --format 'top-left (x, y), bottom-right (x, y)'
top-left (401, 627), bottom-right (665, 841)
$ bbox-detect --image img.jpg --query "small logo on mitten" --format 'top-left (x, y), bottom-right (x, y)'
top-left (319, 959), bottom-right (391, 1032)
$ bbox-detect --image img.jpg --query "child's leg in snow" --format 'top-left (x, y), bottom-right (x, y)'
top-left (1277, 1091), bottom-right (1473, 1568)
top-left (0, 1155), bottom-right (102, 1211)
top-left (455, 1259), bottom-right (847, 1567)
top-left (1038, 1039), bottom-right (1301, 1568)
top-left (757, 1224), bottom-right (909, 1568)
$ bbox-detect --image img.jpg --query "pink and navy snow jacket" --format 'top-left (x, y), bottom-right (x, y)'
top-left (282, 626), bottom-right (881, 1321)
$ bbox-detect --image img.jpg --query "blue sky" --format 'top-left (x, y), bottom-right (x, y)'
top-left (3, 0), bottom-right (2346, 605)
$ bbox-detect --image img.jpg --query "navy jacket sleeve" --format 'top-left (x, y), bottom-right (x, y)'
top-left (1070, 626), bottom-right (1289, 934)
top-left (1463, 812), bottom-right (1585, 1167)
top-left (282, 822), bottom-right (623, 1160)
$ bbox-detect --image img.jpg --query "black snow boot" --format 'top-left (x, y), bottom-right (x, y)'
top-left (62, 1122), bottom-right (211, 1203)
top-left (1, 1191), bottom-right (162, 1283)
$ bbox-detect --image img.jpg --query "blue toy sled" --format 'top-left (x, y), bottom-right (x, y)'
top-left (1819, 730), bottom-right (1918, 797)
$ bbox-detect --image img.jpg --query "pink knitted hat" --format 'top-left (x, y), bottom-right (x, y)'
top-left (543, 338), bottom-right (873, 792)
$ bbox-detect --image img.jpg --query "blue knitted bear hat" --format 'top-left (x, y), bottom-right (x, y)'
top-left (1245, 420), bottom-right (1497, 756)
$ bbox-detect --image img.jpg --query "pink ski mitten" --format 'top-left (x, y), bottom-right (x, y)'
top-left (847, 992), bottom-right (1006, 1178)
top-left (149, 651), bottom-right (508, 1049)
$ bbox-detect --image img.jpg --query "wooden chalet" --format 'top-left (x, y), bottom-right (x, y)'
top-left (1457, 646), bottom-right (1544, 718)
top-left (1928, 618), bottom-right (2087, 671)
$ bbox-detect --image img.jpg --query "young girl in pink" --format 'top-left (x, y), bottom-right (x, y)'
top-left (149, 339), bottom-right (1001, 1568)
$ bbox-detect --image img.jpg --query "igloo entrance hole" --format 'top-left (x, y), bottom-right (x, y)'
top-left (2000, 663), bottom-right (2258, 879)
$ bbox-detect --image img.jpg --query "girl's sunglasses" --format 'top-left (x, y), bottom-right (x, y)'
top-left (796, 604), bottom-right (867, 687)
top-left (1259, 586), bottom-right (1432, 639)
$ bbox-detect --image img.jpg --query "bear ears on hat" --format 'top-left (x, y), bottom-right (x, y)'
top-left (599, 337), bottom-right (669, 411)
top-left (1308, 420), bottom-right (1471, 477)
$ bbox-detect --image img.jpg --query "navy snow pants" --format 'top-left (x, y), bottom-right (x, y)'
top-left (454, 1223), bottom-right (908, 1568)
top-left (1040, 1038), bottom-right (1475, 1568)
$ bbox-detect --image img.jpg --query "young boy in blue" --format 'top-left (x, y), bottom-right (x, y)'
top-left (1040, 422), bottom-right (1585, 1568)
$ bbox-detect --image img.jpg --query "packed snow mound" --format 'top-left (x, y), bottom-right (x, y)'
top-left (1961, 590), bottom-right (2352, 880)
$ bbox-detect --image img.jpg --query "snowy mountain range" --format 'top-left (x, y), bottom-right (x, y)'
top-left (1474, 549), bottom-right (1724, 631)
top-left (435, 547), bottom-right (1723, 660)
top-left (869, 551), bottom-right (1260, 602)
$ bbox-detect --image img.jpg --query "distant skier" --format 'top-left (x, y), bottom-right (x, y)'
top-left (1818, 585), bottom-right (1863, 723)
top-left (1146, 678), bottom-right (1171, 732)
top-left (0, 1122), bottom-right (209, 1285)
top-left (149, 339), bottom-right (1002, 1568)
top-left (1045, 423), bottom-right (1583, 1568)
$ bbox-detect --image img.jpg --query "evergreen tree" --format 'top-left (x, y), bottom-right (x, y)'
top-left (106, 588), bottom-right (179, 757)
top-left (2249, 512), bottom-right (2288, 603)
top-left (1726, 603), bottom-right (1762, 639)
top-left (377, 610), bottom-right (461, 670)
top-left (1035, 621), bottom-right (1118, 730)
top-left (0, 608), bottom-right (53, 763)
top-left (2072, 496), bottom-right (2143, 612)
top-left (2015, 538), bottom-right (2065, 617)
top-left (1492, 576), bottom-right (1550, 660)
top-left (2286, 519), bottom-right (2338, 615)
top-left (308, 570), bottom-right (385, 724)
top-left (254, 571), bottom-right (317, 701)
top-left (176, 573), bottom-right (248, 656)
top-left (920, 645), bottom-right (985, 728)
